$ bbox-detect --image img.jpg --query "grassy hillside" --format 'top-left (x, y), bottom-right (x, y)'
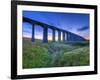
top-left (23, 38), bottom-right (89, 69)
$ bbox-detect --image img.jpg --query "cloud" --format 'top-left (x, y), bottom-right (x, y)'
top-left (77, 26), bottom-right (89, 31)
top-left (23, 32), bottom-right (32, 38)
top-left (23, 30), bottom-right (31, 33)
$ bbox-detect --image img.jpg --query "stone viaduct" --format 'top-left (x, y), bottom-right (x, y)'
top-left (23, 17), bottom-right (86, 43)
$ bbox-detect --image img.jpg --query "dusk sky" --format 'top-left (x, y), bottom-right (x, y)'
top-left (23, 11), bottom-right (90, 40)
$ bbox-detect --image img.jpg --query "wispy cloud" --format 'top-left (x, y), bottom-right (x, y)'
top-left (77, 26), bottom-right (89, 31)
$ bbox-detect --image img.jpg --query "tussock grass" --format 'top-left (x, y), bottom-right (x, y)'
top-left (23, 38), bottom-right (89, 68)
top-left (59, 46), bottom-right (89, 66)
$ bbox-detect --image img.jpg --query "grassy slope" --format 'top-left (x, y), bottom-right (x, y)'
top-left (23, 38), bottom-right (89, 68)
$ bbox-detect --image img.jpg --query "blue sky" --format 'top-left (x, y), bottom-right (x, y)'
top-left (23, 11), bottom-right (90, 40)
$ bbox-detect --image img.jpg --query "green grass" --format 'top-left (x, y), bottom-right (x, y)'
top-left (23, 38), bottom-right (89, 68)
top-left (59, 46), bottom-right (89, 66)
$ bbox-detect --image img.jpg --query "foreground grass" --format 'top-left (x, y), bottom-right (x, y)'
top-left (23, 38), bottom-right (89, 68)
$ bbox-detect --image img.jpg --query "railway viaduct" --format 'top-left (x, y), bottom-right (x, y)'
top-left (23, 17), bottom-right (86, 43)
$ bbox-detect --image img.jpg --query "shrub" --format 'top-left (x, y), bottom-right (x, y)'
top-left (23, 45), bottom-right (52, 68)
